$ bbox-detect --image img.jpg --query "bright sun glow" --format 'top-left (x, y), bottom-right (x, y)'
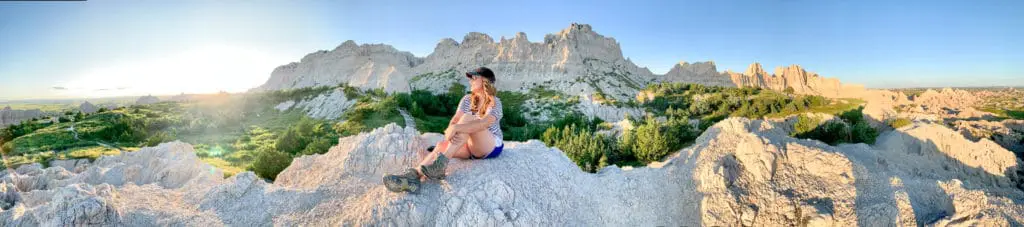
top-left (56, 45), bottom-right (290, 98)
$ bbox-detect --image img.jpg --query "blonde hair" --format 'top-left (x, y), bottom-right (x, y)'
top-left (470, 80), bottom-right (497, 116)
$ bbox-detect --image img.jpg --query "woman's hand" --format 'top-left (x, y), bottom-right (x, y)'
top-left (444, 126), bottom-right (457, 141)
top-left (448, 133), bottom-right (466, 145)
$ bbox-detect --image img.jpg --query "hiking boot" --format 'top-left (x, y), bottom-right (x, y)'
top-left (420, 153), bottom-right (448, 180)
top-left (383, 168), bottom-right (421, 193)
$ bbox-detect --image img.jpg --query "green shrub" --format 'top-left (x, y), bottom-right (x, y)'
top-left (839, 108), bottom-right (865, 124)
top-left (851, 121), bottom-right (878, 144)
top-left (301, 137), bottom-right (337, 155)
top-left (794, 120), bottom-right (850, 145)
top-left (249, 148), bottom-right (292, 181)
top-left (630, 117), bottom-right (671, 163)
top-left (275, 129), bottom-right (306, 155)
top-left (792, 109), bottom-right (879, 145)
top-left (792, 115), bottom-right (822, 136)
top-left (542, 124), bottom-right (610, 172)
top-left (144, 131), bottom-right (172, 146)
top-left (888, 118), bottom-right (912, 129)
top-left (819, 120), bottom-right (852, 145)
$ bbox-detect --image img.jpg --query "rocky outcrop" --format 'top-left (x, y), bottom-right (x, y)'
top-left (727, 63), bottom-right (863, 98)
top-left (412, 24), bottom-right (657, 101)
top-left (280, 88), bottom-right (357, 120)
top-left (255, 23), bottom-right (871, 102)
top-left (0, 106), bottom-right (44, 128)
top-left (254, 40), bottom-right (423, 93)
top-left (658, 62), bottom-right (866, 98)
top-left (3, 119), bottom-right (1022, 225)
top-left (253, 23), bottom-right (880, 122)
top-left (79, 101), bottom-right (98, 114)
top-left (574, 95), bottom-right (644, 122)
top-left (952, 119), bottom-right (1024, 155)
top-left (913, 88), bottom-right (979, 109)
top-left (135, 95), bottom-right (160, 105)
top-left (274, 100), bottom-right (295, 111)
top-left (660, 61), bottom-right (736, 87)
top-left (48, 159), bottom-right (92, 173)
top-left (255, 23), bottom-right (657, 102)
top-left (890, 88), bottom-right (993, 120)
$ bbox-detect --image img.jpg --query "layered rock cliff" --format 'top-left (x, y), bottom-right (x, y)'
top-left (254, 23), bottom-right (660, 101)
top-left (0, 106), bottom-right (44, 128)
top-left (254, 40), bottom-right (423, 93)
top-left (255, 24), bottom-right (866, 101)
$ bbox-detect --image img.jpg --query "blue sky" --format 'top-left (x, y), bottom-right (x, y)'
top-left (1, 0), bottom-right (1022, 100)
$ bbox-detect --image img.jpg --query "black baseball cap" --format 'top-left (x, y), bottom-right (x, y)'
top-left (465, 67), bottom-right (496, 83)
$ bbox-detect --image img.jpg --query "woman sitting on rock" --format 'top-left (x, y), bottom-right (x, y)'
top-left (384, 67), bottom-right (505, 193)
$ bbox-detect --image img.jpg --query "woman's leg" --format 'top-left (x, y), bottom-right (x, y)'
top-left (439, 115), bottom-right (476, 158)
top-left (417, 134), bottom-right (470, 170)
top-left (444, 114), bottom-right (496, 158)
top-left (465, 125), bottom-right (496, 158)
top-left (415, 122), bottom-right (472, 178)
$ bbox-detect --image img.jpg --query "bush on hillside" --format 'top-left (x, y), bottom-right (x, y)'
top-left (542, 124), bottom-right (611, 173)
top-left (791, 108), bottom-right (879, 145)
top-left (275, 129), bottom-right (306, 155)
top-left (301, 137), bottom-right (337, 155)
top-left (621, 115), bottom-right (700, 164)
top-left (249, 148), bottom-right (292, 181)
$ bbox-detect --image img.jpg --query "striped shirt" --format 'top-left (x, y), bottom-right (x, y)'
top-left (457, 94), bottom-right (503, 145)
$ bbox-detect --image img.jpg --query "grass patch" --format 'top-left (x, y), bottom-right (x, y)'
top-left (66, 145), bottom-right (129, 160)
top-left (765, 98), bottom-right (865, 118)
top-left (978, 107), bottom-right (1024, 120)
top-left (887, 118), bottom-right (913, 129)
top-left (201, 157), bottom-right (245, 178)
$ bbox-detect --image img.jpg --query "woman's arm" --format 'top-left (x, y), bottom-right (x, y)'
top-left (450, 115), bottom-right (496, 133)
top-left (449, 111), bottom-right (464, 126)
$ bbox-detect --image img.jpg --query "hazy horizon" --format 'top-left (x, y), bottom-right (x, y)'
top-left (2, 0), bottom-right (1022, 100)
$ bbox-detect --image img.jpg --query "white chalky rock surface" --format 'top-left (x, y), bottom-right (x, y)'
top-left (2, 119), bottom-right (1022, 226)
top-left (292, 88), bottom-right (357, 120)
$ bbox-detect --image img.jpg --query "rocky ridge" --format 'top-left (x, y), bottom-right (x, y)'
top-left (134, 95), bottom-right (160, 105)
top-left (0, 106), bottom-right (44, 128)
top-left (2, 119), bottom-right (1021, 226)
top-left (254, 41), bottom-right (423, 93)
top-left (254, 23), bottom-right (859, 102)
top-left (79, 101), bottom-right (98, 114)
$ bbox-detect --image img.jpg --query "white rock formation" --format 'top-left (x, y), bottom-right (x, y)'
top-left (79, 101), bottom-right (98, 114)
top-left (48, 159), bottom-right (91, 173)
top-left (255, 23), bottom-right (657, 102)
top-left (952, 119), bottom-right (1024, 154)
top-left (134, 95), bottom-right (160, 105)
top-left (274, 100), bottom-right (295, 111)
top-left (253, 40), bottom-right (423, 93)
top-left (253, 23), bottom-right (884, 122)
top-left (411, 24), bottom-right (657, 101)
top-left (913, 88), bottom-right (979, 109)
top-left (723, 63), bottom-right (866, 98)
top-left (290, 88), bottom-right (357, 120)
top-left (2, 119), bottom-right (1022, 226)
top-left (574, 95), bottom-right (645, 122)
top-left (255, 23), bottom-right (873, 103)
top-left (0, 106), bottom-right (44, 128)
top-left (660, 61), bottom-right (736, 87)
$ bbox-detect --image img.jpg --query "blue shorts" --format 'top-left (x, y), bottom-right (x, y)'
top-left (471, 144), bottom-right (503, 159)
